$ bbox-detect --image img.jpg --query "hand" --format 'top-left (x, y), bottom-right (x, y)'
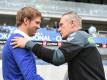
top-left (11, 37), bottom-right (29, 48)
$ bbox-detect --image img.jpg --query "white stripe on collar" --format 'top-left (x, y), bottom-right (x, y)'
top-left (14, 30), bottom-right (30, 39)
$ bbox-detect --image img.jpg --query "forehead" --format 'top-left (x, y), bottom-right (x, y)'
top-left (60, 15), bottom-right (69, 23)
top-left (32, 16), bottom-right (41, 21)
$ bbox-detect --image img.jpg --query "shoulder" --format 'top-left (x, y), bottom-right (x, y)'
top-left (66, 31), bottom-right (91, 47)
top-left (75, 31), bottom-right (90, 38)
top-left (5, 33), bottom-right (24, 49)
top-left (7, 33), bottom-right (23, 42)
top-left (67, 31), bottom-right (90, 41)
top-left (11, 33), bottom-right (24, 38)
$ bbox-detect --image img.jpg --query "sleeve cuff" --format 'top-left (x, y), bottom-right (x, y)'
top-left (25, 40), bottom-right (36, 50)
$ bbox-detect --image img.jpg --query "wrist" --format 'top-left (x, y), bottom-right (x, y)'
top-left (25, 40), bottom-right (35, 50)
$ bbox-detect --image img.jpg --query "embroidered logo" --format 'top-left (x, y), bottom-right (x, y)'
top-left (88, 37), bottom-right (94, 44)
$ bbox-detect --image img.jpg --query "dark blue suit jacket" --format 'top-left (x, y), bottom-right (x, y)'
top-left (2, 33), bottom-right (43, 80)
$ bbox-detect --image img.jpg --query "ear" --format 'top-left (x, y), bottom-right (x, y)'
top-left (24, 17), bottom-right (29, 25)
top-left (71, 20), bottom-right (75, 28)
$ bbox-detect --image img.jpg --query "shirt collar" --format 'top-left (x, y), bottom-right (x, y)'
top-left (14, 29), bottom-right (30, 39)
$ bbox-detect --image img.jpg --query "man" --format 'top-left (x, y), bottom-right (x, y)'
top-left (2, 7), bottom-right (43, 80)
top-left (11, 11), bottom-right (106, 80)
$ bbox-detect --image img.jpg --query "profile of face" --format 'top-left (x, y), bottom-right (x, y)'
top-left (26, 17), bottom-right (41, 36)
top-left (58, 15), bottom-right (73, 39)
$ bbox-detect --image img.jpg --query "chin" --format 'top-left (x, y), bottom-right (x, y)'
top-left (62, 36), bottom-right (65, 40)
top-left (62, 35), bottom-right (68, 40)
top-left (30, 34), bottom-right (35, 37)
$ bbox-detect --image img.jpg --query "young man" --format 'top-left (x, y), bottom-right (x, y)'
top-left (11, 11), bottom-right (106, 80)
top-left (2, 7), bottom-right (43, 80)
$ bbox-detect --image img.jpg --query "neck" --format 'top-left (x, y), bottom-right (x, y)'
top-left (18, 25), bottom-right (28, 35)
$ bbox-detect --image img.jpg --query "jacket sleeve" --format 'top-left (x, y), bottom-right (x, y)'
top-left (29, 42), bottom-right (82, 66)
top-left (26, 32), bottom-right (86, 66)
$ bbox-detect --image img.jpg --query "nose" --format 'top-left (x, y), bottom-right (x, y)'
top-left (58, 27), bottom-right (61, 32)
top-left (36, 23), bottom-right (40, 29)
top-left (37, 26), bottom-right (40, 29)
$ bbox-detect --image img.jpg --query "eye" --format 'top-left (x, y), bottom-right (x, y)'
top-left (59, 23), bottom-right (63, 28)
top-left (36, 21), bottom-right (41, 25)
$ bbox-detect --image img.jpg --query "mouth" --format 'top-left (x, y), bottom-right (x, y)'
top-left (59, 32), bottom-right (62, 36)
top-left (35, 28), bottom-right (38, 32)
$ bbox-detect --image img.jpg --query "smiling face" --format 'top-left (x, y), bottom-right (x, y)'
top-left (16, 7), bottom-right (42, 36)
top-left (26, 17), bottom-right (41, 36)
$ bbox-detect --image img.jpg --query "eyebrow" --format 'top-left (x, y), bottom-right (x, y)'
top-left (36, 21), bottom-right (41, 23)
top-left (59, 23), bottom-right (61, 26)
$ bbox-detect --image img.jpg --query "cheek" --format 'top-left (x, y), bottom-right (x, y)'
top-left (28, 26), bottom-right (34, 32)
top-left (63, 27), bottom-right (67, 32)
top-left (63, 28), bottom-right (69, 35)
top-left (29, 23), bottom-right (36, 29)
top-left (30, 22), bottom-right (35, 27)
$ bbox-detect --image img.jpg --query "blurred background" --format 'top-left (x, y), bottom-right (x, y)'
top-left (0, 0), bottom-right (107, 80)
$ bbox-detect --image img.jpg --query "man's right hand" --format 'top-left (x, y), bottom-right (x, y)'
top-left (11, 37), bottom-right (29, 48)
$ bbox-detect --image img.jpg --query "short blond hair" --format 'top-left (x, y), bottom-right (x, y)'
top-left (63, 11), bottom-right (82, 29)
top-left (16, 6), bottom-right (41, 27)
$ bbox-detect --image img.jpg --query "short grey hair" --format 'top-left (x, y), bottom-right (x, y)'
top-left (63, 11), bottom-right (82, 29)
